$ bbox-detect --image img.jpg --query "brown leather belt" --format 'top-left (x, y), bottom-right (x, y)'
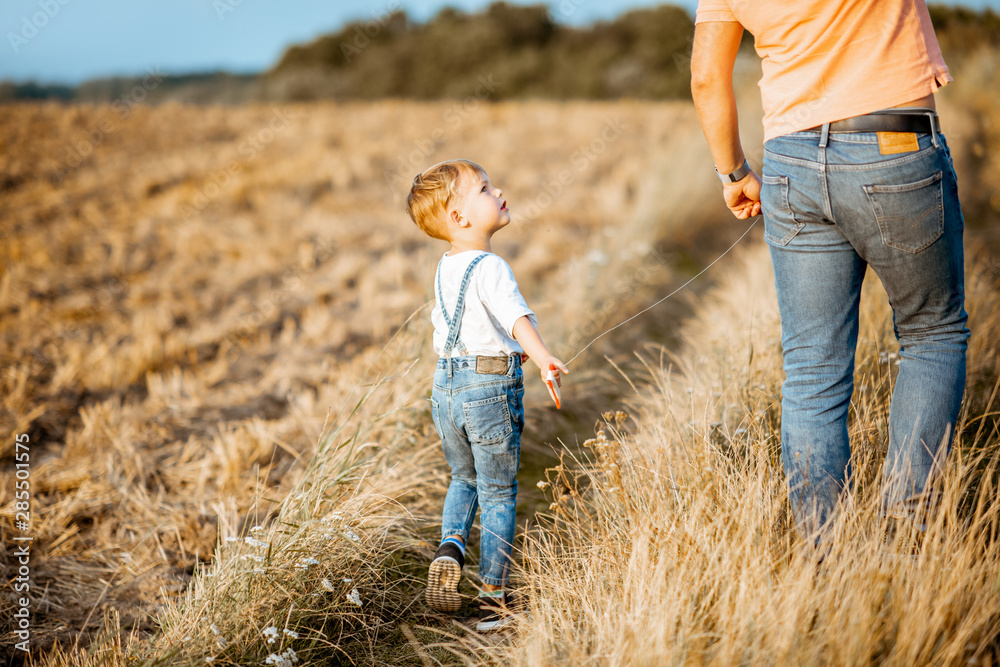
top-left (808, 112), bottom-right (937, 134)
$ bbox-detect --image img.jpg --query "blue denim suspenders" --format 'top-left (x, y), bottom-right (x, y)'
top-left (436, 253), bottom-right (488, 377)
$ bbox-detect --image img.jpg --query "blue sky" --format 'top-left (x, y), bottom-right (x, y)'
top-left (2, 0), bottom-right (997, 86)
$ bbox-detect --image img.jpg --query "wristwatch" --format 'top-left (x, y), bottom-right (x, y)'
top-left (715, 158), bottom-right (751, 183)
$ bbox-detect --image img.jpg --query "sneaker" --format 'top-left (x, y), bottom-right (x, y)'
top-left (425, 541), bottom-right (464, 612)
top-left (476, 591), bottom-right (520, 632)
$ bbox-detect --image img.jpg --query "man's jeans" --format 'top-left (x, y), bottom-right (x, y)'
top-left (761, 126), bottom-right (969, 540)
top-left (432, 354), bottom-right (524, 586)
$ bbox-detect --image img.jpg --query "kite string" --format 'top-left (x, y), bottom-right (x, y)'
top-left (564, 216), bottom-right (760, 367)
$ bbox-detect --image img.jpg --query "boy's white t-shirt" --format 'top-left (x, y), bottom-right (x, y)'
top-left (432, 250), bottom-right (536, 358)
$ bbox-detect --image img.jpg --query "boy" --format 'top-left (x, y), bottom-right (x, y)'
top-left (406, 159), bottom-right (568, 631)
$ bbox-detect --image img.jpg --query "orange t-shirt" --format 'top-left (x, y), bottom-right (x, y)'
top-left (695, 0), bottom-right (952, 142)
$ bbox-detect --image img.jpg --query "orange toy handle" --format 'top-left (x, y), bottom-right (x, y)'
top-left (544, 364), bottom-right (561, 409)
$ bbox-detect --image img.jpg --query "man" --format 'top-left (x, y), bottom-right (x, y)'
top-left (690, 1), bottom-right (970, 542)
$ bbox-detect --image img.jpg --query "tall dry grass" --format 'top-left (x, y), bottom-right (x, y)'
top-left (477, 50), bottom-right (1000, 667)
top-left (0, 98), bottom-right (734, 662)
top-left (500, 238), bottom-right (1000, 666)
top-left (2, 46), bottom-right (999, 665)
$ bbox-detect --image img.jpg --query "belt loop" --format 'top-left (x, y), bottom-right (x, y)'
top-left (819, 122), bottom-right (830, 148)
top-left (928, 111), bottom-right (939, 148)
top-left (447, 355), bottom-right (453, 379)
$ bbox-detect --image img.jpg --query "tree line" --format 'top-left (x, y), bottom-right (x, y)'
top-left (1, 3), bottom-right (996, 104)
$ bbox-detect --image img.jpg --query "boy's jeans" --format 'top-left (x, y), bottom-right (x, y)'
top-left (761, 126), bottom-right (969, 540)
top-left (432, 354), bottom-right (524, 586)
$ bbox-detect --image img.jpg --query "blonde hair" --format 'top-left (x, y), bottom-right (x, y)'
top-left (406, 159), bottom-right (485, 241)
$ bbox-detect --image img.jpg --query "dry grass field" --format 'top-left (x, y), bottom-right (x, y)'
top-left (1, 50), bottom-right (999, 666)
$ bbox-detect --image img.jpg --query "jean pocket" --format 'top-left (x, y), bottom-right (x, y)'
top-left (864, 171), bottom-right (944, 253)
top-left (761, 174), bottom-right (804, 246)
top-left (463, 394), bottom-right (512, 444)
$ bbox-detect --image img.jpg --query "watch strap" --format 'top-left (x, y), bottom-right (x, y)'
top-left (716, 158), bottom-right (751, 183)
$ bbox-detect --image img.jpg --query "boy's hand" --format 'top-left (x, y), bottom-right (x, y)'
top-left (540, 357), bottom-right (568, 409)
top-left (540, 357), bottom-right (569, 387)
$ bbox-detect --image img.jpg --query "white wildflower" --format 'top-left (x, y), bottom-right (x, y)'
top-left (263, 626), bottom-right (279, 644)
top-left (283, 629), bottom-right (298, 639)
top-left (210, 624), bottom-right (220, 636)
top-left (344, 529), bottom-right (360, 542)
top-left (241, 553), bottom-right (265, 562)
top-left (250, 525), bottom-right (265, 533)
top-left (245, 536), bottom-right (269, 549)
top-left (320, 579), bottom-right (335, 591)
top-left (205, 658), bottom-right (215, 664)
top-left (347, 588), bottom-right (362, 606)
top-left (253, 567), bottom-right (265, 574)
top-left (342, 577), bottom-right (353, 583)
top-left (264, 647), bottom-right (299, 666)
top-left (294, 557), bottom-right (320, 570)
top-left (225, 537), bottom-right (240, 543)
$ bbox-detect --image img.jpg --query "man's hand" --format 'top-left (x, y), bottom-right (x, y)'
top-left (723, 171), bottom-right (762, 219)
